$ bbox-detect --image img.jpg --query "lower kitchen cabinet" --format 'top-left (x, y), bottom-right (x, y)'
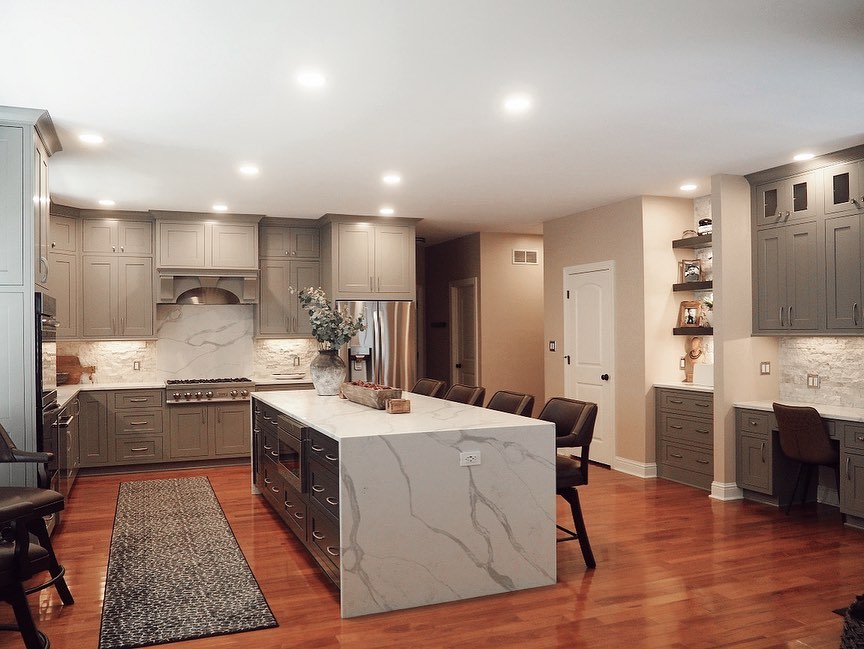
top-left (78, 392), bottom-right (109, 466)
top-left (655, 387), bottom-right (713, 491)
top-left (168, 402), bottom-right (250, 460)
top-left (56, 397), bottom-right (80, 499)
top-left (840, 422), bottom-right (864, 517)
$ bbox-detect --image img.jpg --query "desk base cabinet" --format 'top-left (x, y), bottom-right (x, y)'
top-left (655, 388), bottom-right (713, 491)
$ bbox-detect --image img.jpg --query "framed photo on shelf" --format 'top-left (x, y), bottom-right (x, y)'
top-left (677, 300), bottom-right (702, 328)
top-left (680, 259), bottom-right (702, 283)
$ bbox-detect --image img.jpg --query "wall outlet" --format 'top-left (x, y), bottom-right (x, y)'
top-left (459, 451), bottom-right (481, 467)
top-left (548, 341), bottom-right (556, 352)
top-left (133, 361), bottom-right (141, 371)
top-left (760, 361), bottom-right (771, 375)
top-left (807, 373), bottom-right (820, 388)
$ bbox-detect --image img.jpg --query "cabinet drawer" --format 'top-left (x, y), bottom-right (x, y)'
top-left (737, 409), bottom-right (770, 436)
top-left (310, 507), bottom-right (340, 570)
top-left (282, 484), bottom-right (307, 541)
top-left (309, 458), bottom-right (339, 520)
top-left (844, 423), bottom-right (864, 451)
top-left (658, 390), bottom-right (713, 416)
top-left (260, 462), bottom-right (283, 508)
top-left (309, 428), bottom-right (339, 472)
top-left (114, 409), bottom-right (164, 435)
top-left (659, 440), bottom-right (713, 476)
top-left (660, 414), bottom-right (712, 446)
top-left (261, 431), bottom-right (280, 464)
top-left (115, 437), bottom-right (163, 462)
top-left (114, 390), bottom-right (163, 409)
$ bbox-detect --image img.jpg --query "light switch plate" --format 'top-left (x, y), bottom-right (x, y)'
top-left (760, 361), bottom-right (770, 375)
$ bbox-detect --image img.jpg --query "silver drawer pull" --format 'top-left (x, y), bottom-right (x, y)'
top-left (310, 444), bottom-right (324, 452)
top-left (696, 459), bottom-right (709, 464)
top-left (128, 398), bottom-right (148, 403)
top-left (285, 501), bottom-right (294, 508)
top-left (750, 420), bottom-right (759, 426)
top-left (326, 546), bottom-right (339, 557)
top-left (263, 443), bottom-right (272, 451)
top-left (325, 454), bottom-right (338, 462)
top-left (325, 497), bottom-right (338, 506)
top-left (847, 456), bottom-right (852, 480)
top-left (270, 451), bottom-right (278, 458)
top-left (270, 486), bottom-right (279, 493)
top-left (264, 478), bottom-right (272, 485)
top-left (670, 453), bottom-right (683, 459)
top-left (312, 530), bottom-right (325, 540)
top-left (695, 428), bottom-right (709, 434)
top-left (670, 425), bottom-right (683, 430)
top-left (311, 485), bottom-right (325, 493)
top-left (293, 512), bottom-right (304, 520)
top-left (669, 399), bottom-right (684, 404)
top-left (129, 420), bottom-right (148, 425)
top-left (696, 402), bottom-right (710, 408)
top-left (130, 447), bottom-right (148, 452)
top-left (857, 435), bottom-right (864, 442)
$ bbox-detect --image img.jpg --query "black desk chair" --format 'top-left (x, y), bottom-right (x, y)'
top-left (538, 397), bottom-right (598, 569)
top-left (443, 384), bottom-right (486, 407)
top-left (486, 390), bottom-right (535, 417)
top-left (410, 378), bottom-right (447, 398)
top-left (772, 402), bottom-right (841, 516)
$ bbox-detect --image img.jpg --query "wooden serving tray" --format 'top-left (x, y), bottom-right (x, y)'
top-left (340, 382), bottom-right (402, 409)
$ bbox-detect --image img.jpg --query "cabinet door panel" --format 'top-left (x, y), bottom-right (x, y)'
top-left (168, 407), bottom-right (211, 458)
top-left (825, 162), bottom-right (863, 217)
top-left (35, 141), bottom-right (49, 289)
top-left (82, 220), bottom-right (117, 253)
top-left (738, 433), bottom-right (771, 494)
top-left (259, 260), bottom-right (290, 334)
top-left (826, 215), bottom-right (863, 329)
top-left (118, 221), bottom-right (153, 255)
top-left (79, 392), bottom-right (109, 466)
top-left (755, 229), bottom-right (786, 330)
top-left (50, 215), bottom-right (77, 252)
top-left (213, 404), bottom-right (250, 455)
top-left (841, 452), bottom-right (864, 517)
top-left (210, 224), bottom-right (257, 269)
top-left (787, 222), bottom-right (819, 330)
top-left (337, 223), bottom-right (374, 293)
top-left (159, 222), bottom-right (205, 267)
top-left (48, 252), bottom-right (78, 338)
top-left (0, 126), bottom-right (24, 286)
top-left (117, 257), bottom-right (153, 337)
top-left (292, 228), bottom-right (320, 259)
top-left (375, 226), bottom-right (412, 293)
top-left (292, 260), bottom-right (320, 335)
top-left (260, 226), bottom-right (292, 257)
top-left (82, 256), bottom-right (117, 337)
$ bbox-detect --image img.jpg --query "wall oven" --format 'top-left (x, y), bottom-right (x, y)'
top-left (35, 292), bottom-right (59, 489)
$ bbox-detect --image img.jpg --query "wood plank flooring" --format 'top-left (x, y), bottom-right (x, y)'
top-left (3, 465), bottom-right (862, 648)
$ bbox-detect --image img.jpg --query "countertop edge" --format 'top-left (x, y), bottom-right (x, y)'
top-left (734, 400), bottom-right (864, 423)
top-left (654, 382), bottom-right (714, 393)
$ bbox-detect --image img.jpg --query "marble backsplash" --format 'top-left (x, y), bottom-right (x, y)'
top-left (778, 337), bottom-right (864, 408)
top-left (57, 305), bottom-right (319, 384)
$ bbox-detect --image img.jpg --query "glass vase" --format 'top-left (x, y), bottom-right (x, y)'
top-left (309, 349), bottom-right (346, 396)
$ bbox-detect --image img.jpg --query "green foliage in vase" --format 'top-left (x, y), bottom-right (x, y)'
top-left (296, 287), bottom-right (366, 349)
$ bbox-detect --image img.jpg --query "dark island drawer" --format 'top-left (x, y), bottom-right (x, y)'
top-left (660, 414), bottom-right (712, 445)
top-left (659, 440), bottom-right (713, 476)
top-left (309, 458), bottom-right (339, 521)
top-left (114, 390), bottom-right (163, 409)
top-left (308, 428), bottom-right (339, 473)
top-left (115, 437), bottom-right (163, 462)
top-left (658, 389), bottom-right (713, 416)
top-left (283, 484), bottom-right (307, 540)
top-left (310, 508), bottom-right (340, 571)
top-left (260, 462), bottom-right (283, 509)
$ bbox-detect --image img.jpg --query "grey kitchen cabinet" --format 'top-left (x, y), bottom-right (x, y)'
top-left (335, 222), bottom-right (414, 297)
top-left (0, 125), bottom-right (25, 287)
top-left (78, 391), bottom-right (109, 466)
top-left (168, 405), bottom-right (211, 459)
top-left (157, 220), bottom-right (258, 270)
top-left (56, 397), bottom-right (80, 499)
top-left (213, 403), bottom-right (251, 456)
top-left (50, 214), bottom-right (77, 253)
top-left (824, 161), bottom-right (864, 217)
top-left (168, 402), bottom-right (250, 460)
top-left (82, 256), bottom-right (153, 338)
top-left (754, 222), bottom-right (819, 332)
top-left (260, 224), bottom-right (319, 259)
top-left (841, 422), bottom-right (864, 518)
top-left (82, 219), bottom-right (153, 255)
top-left (110, 389), bottom-right (165, 465)
top-left (47, 251), bottom-right (78, 339)
top-left (655, 388), bottom-right (713, 491)
top-left (754, 171), bottom-right (818, 228)
top-left (258, 258), bottom-right (320, 336)
top-left (34, 135), bottom-right (50, 290)
top-left (736, 409), bottom-right (772, 494)
top-left (826, 214), bottom-right (864, 330)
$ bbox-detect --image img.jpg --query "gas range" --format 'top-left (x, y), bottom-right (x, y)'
top-left (165, 378), bottom-right (254, 404)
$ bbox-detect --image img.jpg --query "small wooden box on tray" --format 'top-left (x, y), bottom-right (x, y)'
top-left (340, 382), bottom-right (403, 410)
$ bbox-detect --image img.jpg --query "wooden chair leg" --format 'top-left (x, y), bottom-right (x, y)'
top-left (835, 465), bottom-right (847, 524)
top-left (785, 463), bottom-right (804, 515)
top-left (557, 488), bottom-right (596, 569)
top-left (26, 518), bottom-right (73, 605)
top-left (6, 581), bottom-right (48, 649)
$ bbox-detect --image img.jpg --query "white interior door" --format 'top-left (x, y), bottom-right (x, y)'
top-left (564, 263), bottom-right (615, 467)
top-left (449, 278), bottom-right (479, 387)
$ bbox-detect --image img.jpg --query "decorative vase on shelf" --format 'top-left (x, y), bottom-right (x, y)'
top-left (310, 349), bottom-right (346, 396)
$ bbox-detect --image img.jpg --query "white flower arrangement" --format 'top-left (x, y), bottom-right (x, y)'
top-left (296, 287), bottom-right (366, 349)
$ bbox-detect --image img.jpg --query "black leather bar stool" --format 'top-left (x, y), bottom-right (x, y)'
top-left (443, 384), bottom-right (486, 406)
top-left (486, 390), bottom-right (535, 417)
top-left (410, 378), bottom-right (447, 397)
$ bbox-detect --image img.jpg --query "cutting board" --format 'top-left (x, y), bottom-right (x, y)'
top-left (57, 355), bottom-right (95, 385)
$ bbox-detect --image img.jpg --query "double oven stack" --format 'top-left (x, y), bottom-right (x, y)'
top-left (35, 293), bottom-right (59, 491)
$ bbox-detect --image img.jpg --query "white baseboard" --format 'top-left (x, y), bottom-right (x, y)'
top-left (613, 457), bottom-right (657, 479)
top-left (710, 482), bottom-right (743, 501)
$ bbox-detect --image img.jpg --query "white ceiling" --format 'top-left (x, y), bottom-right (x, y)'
top-left (2, 1), bottom-right (863, 244)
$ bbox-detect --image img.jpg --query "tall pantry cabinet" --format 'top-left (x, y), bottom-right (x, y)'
top-left (0, 107), bottom-right (62, 486)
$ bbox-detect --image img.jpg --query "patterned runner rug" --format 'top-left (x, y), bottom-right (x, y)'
top-left (99, 476), bottom-right (277, 649)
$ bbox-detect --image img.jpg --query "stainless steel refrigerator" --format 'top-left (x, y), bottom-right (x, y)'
top-left (336, 300), bottom-right (416, 389)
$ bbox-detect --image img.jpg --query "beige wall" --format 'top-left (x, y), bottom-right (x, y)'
top-left (543, 197), bottom-right (648, 464)
top-left (478, 232), bottom-right (544, 414)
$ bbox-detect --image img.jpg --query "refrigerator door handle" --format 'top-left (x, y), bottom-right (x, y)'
top-left (372, 305), bottom-right (382, 384)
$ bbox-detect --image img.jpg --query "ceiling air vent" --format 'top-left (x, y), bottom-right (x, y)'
top-left (512, 249), bottom-right (539, 265)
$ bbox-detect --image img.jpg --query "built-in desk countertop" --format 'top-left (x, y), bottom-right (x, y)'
top-left (252, 389), bottom-right (557, 618)
top-left (735, 400), bottom-right (864, 424)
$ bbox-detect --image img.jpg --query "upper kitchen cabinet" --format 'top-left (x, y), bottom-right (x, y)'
top-left (824, 161), bottom-right (864, 217)
top-left (83, 218), bottom-right (153, 255)
top-left (319, 215), bottom-right (418, 301)
top-left (753, 171), bottom-right (818, 228)
top-left (48, 209), bottom-right (80, 339)
top-left (82, 256), bottom-right (154, 338)
top-left (0, 108), bottom-right (61, 290)
top-left (826, 213), bottom-right (864, 331)
top-left (260, 223), bottom-right (319, 259)
top-left (155, 214), bottom-right (261, 271)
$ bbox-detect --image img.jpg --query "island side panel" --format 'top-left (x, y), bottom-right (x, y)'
top-left (338, 422), bottom-right (556, 618)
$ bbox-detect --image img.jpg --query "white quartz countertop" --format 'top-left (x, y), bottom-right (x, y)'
top-left (654, 382), bottom-right (713, 393)
top-left (253, 389), bottom-right (552, 440)
top-left (734, 400), bottom-right (864, 423)
top-left (251, 376), bottom-right (311, 386)
top-left (54, 382), bottom-right (164, 408)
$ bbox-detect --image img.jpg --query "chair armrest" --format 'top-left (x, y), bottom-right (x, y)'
top-left (0, 500), bottom-right (34, 524)
top-left (9, 449), bottom-right (52, 463)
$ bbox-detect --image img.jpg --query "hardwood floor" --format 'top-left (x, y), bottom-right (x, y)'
top-left (3, 465), bottom-right (861, 648)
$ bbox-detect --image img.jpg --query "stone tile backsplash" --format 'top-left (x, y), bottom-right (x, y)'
top-left (778, 337), bottom-right (864, 407)
top-left (57, 305), bottom-right (320, 385)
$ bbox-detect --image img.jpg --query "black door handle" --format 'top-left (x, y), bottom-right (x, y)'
top-left (601, 374), bottom-right (609, 381)
top-left (455, 363), bottom-right (462, 368)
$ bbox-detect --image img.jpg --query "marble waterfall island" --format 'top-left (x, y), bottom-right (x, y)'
top-left (253, 390), bottom-right (557, 618)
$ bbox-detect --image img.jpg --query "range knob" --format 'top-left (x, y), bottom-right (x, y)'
top-left (205, 391), bottom-right (213, 400)
top-left (194, 391), bottom-right (203, 400)
top-left (183, 392), bottom-right (192, 400)
top-left (230, 389), bottom-right (238, 398)
top-left (239, 389), bottom-right (249, 397)
top-left (173, 392), bottom-right (181, 400)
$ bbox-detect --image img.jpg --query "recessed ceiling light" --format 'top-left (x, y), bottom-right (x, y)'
top-left (382, 173), bottom-right (402, 185)
top-left (79, 133), bottom-right (104, 145)
top-left (379, 207), bottom-right (395, 216)
top-left (98, 199), bottom-right (115, 207)
top-left (793, 152), bottom-right (815, 161)
top-left (680, 184), bottom-right (698, 191)
top-left (296, 70), bottom-right (326, 88)
top-left (212, 204), bottom-right (228, 212)
top-left (239, 164), bottom-right (260, 176)
top-left (503, 94), bottom-right (532, 114)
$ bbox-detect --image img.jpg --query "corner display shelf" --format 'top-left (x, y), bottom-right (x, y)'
top-left (672, 234), bottom-right (713, 336)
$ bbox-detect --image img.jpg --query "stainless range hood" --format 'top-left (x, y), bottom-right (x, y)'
top-left (157, 272), bottom-right (258, 305)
